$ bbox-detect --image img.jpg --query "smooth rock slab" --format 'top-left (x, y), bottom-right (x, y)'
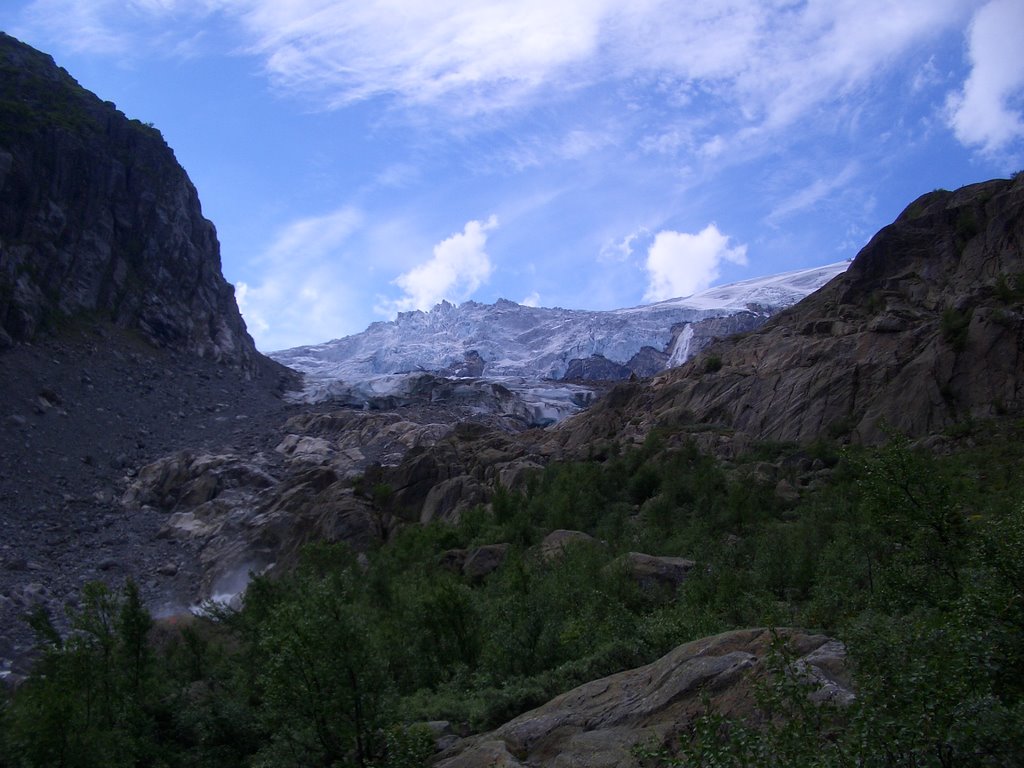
top-left (436, 627), bottom-right (851, 767)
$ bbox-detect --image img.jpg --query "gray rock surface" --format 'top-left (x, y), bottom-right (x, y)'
top-left (0, 33), bottom-right (262, 374)
top-left (0, 324), bottom-right (295, 674)
top-left (436, 628), bottom-right (852, 767)
top-left (0, 32), bottom-right (294, 672)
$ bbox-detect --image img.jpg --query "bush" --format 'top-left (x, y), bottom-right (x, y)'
top-left (940, 306), bottom-right (972, 352)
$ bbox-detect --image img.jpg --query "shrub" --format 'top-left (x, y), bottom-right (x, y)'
top-left (940, 306), bottom-right (972, 352)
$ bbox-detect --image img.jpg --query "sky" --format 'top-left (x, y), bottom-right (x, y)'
top-left (2, 1), bottom-right (1023, 352)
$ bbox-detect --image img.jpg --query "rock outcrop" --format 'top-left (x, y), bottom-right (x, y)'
top-left (436, 627), bottom-right (852, 767)
top-left (551, 176), bottom-right (1024, 450)
top-left (613, 551), bottom-right (696, 590)
top-left (0, 33), bottom-right (260, 373)
top-left (122, 446), bottom-right (384, 598)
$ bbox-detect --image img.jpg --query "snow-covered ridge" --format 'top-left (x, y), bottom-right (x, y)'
top-left (272, 261), bottom-right (849, 385)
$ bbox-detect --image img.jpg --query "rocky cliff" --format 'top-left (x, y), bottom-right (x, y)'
top-left (551, 176), bottom-right (1024, 451)
top-left (0, 32), bottom-right (260, 373)
top-left (0, 34), bottom-right (295, 674)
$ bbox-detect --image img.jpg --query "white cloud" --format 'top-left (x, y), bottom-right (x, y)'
top-left (385, 215), bottom-right (498, 314)
top-left (558, 129), bottom-right (614, 160)
top-left (232, 206), bottom-right (365, 350)
top-left (520, 291), bottom-right (541, 307)
top-left (373, 162), bottom-right (421, 189)
top-left (911, 56), bottom-right (943, 93)
top-left (946, 0), bottom-right (1024, 154)
top-left (19, 0), bottom-right (135, 54)
top-left (643, 224), bottom-right (747, 302)
top-left (639, 127), bottom-right (695, 156)
top-left (259, 206), bottom-right (363, 264)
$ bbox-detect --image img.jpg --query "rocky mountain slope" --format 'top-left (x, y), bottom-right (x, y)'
top-left (549, 176), bottom-right (1024, 453)
top-left (105, 175), bottom-right (1024, 620)
top-left (0, 33), bottom-right (295, 676)
top-left (0, 32), bottom-right (261, 374)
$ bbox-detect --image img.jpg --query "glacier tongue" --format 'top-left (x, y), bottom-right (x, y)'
top-left (272, 261), bottom-right (849, 424)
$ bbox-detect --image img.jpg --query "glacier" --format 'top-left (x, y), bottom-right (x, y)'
top-left (272, 261), bottom-right (849, 425)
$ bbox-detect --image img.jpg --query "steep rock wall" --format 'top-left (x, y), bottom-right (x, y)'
top-left (0, 33), bottom-right (260, 373)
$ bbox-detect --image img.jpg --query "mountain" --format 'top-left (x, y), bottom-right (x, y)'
top-left (0, 31), bottom-right (1020, 759)
top-left (272, 262), bottom-right (848, 422)
top-left (549, 175), bottom-right (1024, 452)
top-left (274, 262), bottom-right (848, 382)
top-left (118, 173), bottom-right (1024, 596)
top-left (0, 32), bottom-right (261, 374)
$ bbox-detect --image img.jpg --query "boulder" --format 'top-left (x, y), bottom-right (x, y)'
top-left (437, 628), bottom-right (851, 767)
top-left (420, 475), bottom-right (485, 523)
top-left (122, 451), bottom-right (277, 511)
top-left (613, 552), bottom-right (695, 590)
top-left (438, 548), bottom-right (468, 574)
top-left (275, 434), bottom-right (335, 465)
top-left (462, 544), bottom-right (511, 580)
top-left (540, 529), bottom-right (599, 561)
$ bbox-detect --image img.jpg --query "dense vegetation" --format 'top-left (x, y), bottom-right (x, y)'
top-left (2, 419), bottom-right (1023, 766)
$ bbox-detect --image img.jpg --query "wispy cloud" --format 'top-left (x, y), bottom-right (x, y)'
top-left (257, 207), bottom-right (363, 265)
top-left (381, 215), bottom-right (499, 314)
top-left (18, 1), bottom-right (979, 146)
top-left (643, 224), bottom-right (747, 302)
top-left (18, 0), bottom-right (136, 54)
top-left (945, 0), bottom-right (1024, 156)
top-left (767, 162), bottom-right (861, 224)
top-left (372, 162), bottom-right (421, 190)
top-left (17, 0), bottom-right (222, 58)
top-left (599, 228), bottom-right (648, 264)
top-left (235, 0), bottom-right (613, 115)
top-left (234, 206), bottom-right (364, 350)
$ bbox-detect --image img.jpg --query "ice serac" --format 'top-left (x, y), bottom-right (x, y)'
top-left (0, 33), bottom-right (261, 374)
top-left (272, 262), bottom-right (848, 420)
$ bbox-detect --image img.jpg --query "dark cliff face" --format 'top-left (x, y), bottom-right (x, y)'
top-left (551, 176), bottom-right (1024, 450)
top-left (0, 33), bottom-right (260, 373)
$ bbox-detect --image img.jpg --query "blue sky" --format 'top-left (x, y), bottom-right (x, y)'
top-left (2, 1), bottom-right (1023, 351)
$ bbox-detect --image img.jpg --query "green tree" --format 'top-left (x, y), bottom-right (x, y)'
top-left (854, 436), bottom-right (970, 611)
top-left (254, 572), bottom-right (392, 768)
top-left (3, 580), bottom-right (162, 767)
